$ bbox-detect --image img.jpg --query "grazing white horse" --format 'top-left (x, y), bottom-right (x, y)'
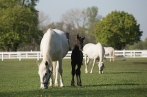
top-left (83, 43), bottom-right (105, 74)
top-left (104, 47), bottom-right (115, 62)
top-left (38, 28), bottom-right (69, 89)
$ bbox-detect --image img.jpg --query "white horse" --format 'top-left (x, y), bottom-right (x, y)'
top-left (83, 43), bottom-right (105, 74)
top-left (104, 47), bottom-right (115, 62)
top-left (38, 28), bottom-right (69, 89)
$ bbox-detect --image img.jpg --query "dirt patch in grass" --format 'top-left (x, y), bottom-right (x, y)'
top-left (133, 62), bottom-right (147, 64)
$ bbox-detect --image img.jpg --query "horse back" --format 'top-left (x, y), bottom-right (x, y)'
top-left (40, 29), bottom-right (69, 61)
top-left (83, 43), bottom-right (99, 59)
top-left (104, 47), bottom-right (114, 55)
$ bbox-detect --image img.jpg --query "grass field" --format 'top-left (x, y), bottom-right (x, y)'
top-left (0, 58), bottom-right (147, 97)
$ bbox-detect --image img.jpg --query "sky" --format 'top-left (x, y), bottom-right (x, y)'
top-left (36, 0), bottom-right (147, 41)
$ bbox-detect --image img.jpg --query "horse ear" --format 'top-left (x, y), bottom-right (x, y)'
top-left (45, 61), bottom-right (48, 66)
top-left (82, 37), bottom-right (85, 40)
top-left (77, 34), bottom-right (80, 39)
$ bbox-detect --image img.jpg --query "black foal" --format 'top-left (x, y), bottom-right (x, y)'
top-left (71, 34), bottom-right (85, 86)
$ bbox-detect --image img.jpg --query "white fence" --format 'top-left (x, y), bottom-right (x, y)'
top-left (0, 50), bottom-right (147, 61)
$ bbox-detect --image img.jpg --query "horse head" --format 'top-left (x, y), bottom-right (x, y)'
top-left (99, 62), bottom-right (104, 74)
top-left (37, 61), bottom-right (52, 89)
top-left (77, 34), bottom-right (85, 49)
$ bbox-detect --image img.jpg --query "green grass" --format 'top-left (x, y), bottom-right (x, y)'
top-left (0, 58), bottom-right (147, 97)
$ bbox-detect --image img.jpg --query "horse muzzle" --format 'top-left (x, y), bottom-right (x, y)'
top-left (40, 82), bottom-right (48, 89)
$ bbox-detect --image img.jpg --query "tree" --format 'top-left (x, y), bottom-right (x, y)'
top-left (86, 6), bottom-right (102, 43)
top-left (61, 8), bottom-right (88, 49)
top-left (87, 6), bottom-right (102, 32)
top-left (94, 11), bottom-right (143, 50)
top-left (61, 8), bottom-right (88, 30)
top-left (126, 41), bottom-right (143, 50)
top-left (38, 11), bottom-right (50, 30)
top-left (0, 0), bottom-right (41, 51)
top-left (60, 7), bottom-right (101, 49)
top-left (142, 38), bottom-right (147, 49)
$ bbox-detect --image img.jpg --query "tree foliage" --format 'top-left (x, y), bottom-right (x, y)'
top-left (94, 11), bottom-right (143, 50)
top-left (0, 0), bottom-right (42, 51)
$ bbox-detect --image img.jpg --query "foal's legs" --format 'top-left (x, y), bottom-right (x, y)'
top-left (76, 64), bottom-right (82, 86)
top-left (71, 62), bottom-right (76, 86)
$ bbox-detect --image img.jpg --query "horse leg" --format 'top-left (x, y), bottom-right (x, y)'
top-left (54, 61), bottom-right (59, 86)
top-left (76, 64), bottom-right (82, 86)
top-left (111, 54), bottom-right (114, 62)
top-left (85, 56), bottom-right (89, 73)
top-left (49, 61), bottom-right (56, 86)
top-left (113, 52), bottom-right (114, 61)
top-left (109, 53), bottom-right (111, 62)
top-left (104, 55), bottom-right (107, 61)
top-left (90, 58), bottom-right (96, 73)
top-left (58, 60), bottom-right (64, 87)
top-left (71, 62), bottom-right (76, 86)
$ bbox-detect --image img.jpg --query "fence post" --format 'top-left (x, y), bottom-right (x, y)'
top-left (123, 49), bottom-right (126, 60)
top-left (123, 49), bottom-right (125, 56)
top-left (40, 52), bottom-right (42, 59)
top-left (2, 52), bottom-right (4, 61)
top-left (37, 52), bottom-right (39, 61)
top-left (131, 51), bottom-right (133, 57)
top-left (19, 52), bottom-right (21, 61)
top-left (26, 53), bottom-right (27, 58)
top-left (134, 50), bottom-right (135, 57)
top-left (9, 53), bottom-right (10, 58)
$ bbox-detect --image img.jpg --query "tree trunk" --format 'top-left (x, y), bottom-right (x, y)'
top-left (12, 43), bottom-right (19, 51)
top-left (5, 47), bottom-right (9, 52)
top-left (116, 43), bottom-right (126, 50)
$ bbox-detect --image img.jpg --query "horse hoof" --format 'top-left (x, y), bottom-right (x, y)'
top-left (49, 84), bottom-right (53, 87)
top-left (71, 83), bottom-right (75, 86)
top-left (71, 81), bottom-right (75, 86)
top-left (71, 84), bottom-right (75, 86)
top-left (55, 83), bottom-right (58, 87)
top-left (77, 82), bottom-right (82, 86)
top-left (77, 83), bottom-right (82, 86)
top-left (60, 85), bottom-right (64, 87)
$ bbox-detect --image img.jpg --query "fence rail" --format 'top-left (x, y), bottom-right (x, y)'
top-left (0, 50), bottom-right (147, 61)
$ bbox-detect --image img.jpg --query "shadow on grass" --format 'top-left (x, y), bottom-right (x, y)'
top-left (84, 83), bottom-right (146, 87)
top-left (105, 71), bottom-right (142, 74)
top-left (0, 85), bottom-right (147, 97)
top-left (133, 62), bottom-right (147, 64)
